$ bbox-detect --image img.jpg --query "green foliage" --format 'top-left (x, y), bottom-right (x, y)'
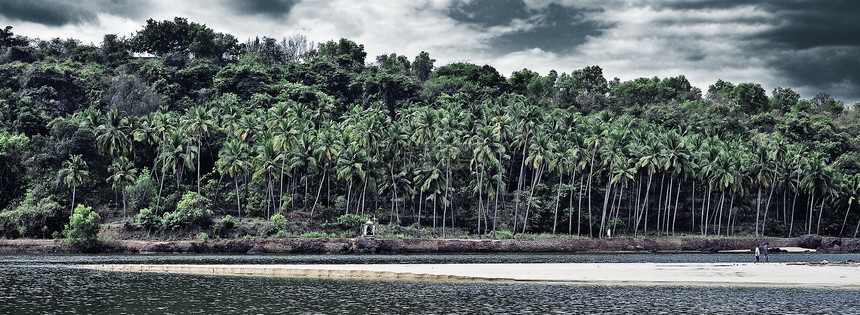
top-left (197, 232), bottom-right (209, 242)
top-left (220, 215), bottom-right (237, 230)
top-left (162, 191), bottom-right (212, 230)
top-left (274, 230), bottom-right (290, 238)
top-left (0, 189), bottom-right (63, 238)
top-left (270, 213), bottom-right (288, 231)
top-left (63, 204), bottom-right (101, 250)
top-left (488, 230), bottom-right (514, 239)
top-left (607, 218), bottom-right (626, 234)
top-left (135, 208), bottom-right (161, 230)
top-left (336, 214), bottom-right (362, 230)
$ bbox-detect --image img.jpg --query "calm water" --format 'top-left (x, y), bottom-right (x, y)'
top-left (2, 253), bottom-right (859, 314)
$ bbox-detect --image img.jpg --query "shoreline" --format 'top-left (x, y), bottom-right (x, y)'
top-left (77, 262), bottom-right (860, 289)
top-left (1, 235), bottom-right (856, 254)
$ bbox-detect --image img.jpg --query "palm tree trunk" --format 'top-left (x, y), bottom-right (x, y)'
top-left (762, 181), bottom-right (776, 236)
top-left (234, 177), bottom-right (242, 221)
top-left (690, 181), bottom-right (696, 234)
top-left (586, 146), bottom-right (597, 237)
top-left (345, 181), bottom-right (353, 215)
top-left (672, 178), bottom-right (681, 236)
top-left (71, 186), bottom-right (76, 215)
top-left (417, 190), bottom-right (423, 238)
top-left (816, 196), bottom-right (825, 235)
top-left (156, 165), bottom-right (166, 216)
top-left (599, 172), bottom-right (612, 238)
top-left (577, 172), bottom-right (585, 236)
top-left (553, 172), bottom-right (563, 235)
top-left (638, 171), bottom-right (654, 236)
top-left (279, 150), bottom-right (286, 210)
top-left (311, 164), bottom-right (326, 216)
top-left (568, 170), bottom-right (576, 235)
top-left (841, 202), bottom-right (852, 237)
top-left (122, 187), bottom-right (127, 217)
top-left (521, 165), bottom-right (544, 235)
top-left (789, 190), bottom-right (798, 237)
top-left (755, 184), bottom-right (762, 236)
top-left (442, 164), bottom-right (450, 238)
top-left (513, 134), bottom-right (530, 235)
top-left (716, 191), bottom-right (725, 236)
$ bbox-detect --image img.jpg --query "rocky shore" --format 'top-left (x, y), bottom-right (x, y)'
top-left (1, 234), bottom-right (858, 254)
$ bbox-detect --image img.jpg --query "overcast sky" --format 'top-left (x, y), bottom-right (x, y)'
top-left (2, 0), bottom-right (859, 104)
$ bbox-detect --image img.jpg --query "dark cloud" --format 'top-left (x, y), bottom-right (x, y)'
top-left (448, 1), bottom-right (605, 54)
top-left (492, 3), bottom-right (603, 54)
top-left (0, 0), bottom-right (149, 27)
top-left (448, 0), bottom-right (529, 27)
top-left (769, 47), bottom-right (860, 103)
top-left (757, 1), bottom-right (860, 49)
top-left (658, 0), bottom-right (860, 103)
top-left (0, 0), bottom-right (98, 26)
top-left (225, 0), bottom-right (300, 19)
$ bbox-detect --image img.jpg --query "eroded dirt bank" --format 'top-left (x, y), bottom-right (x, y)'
top-left (1, 234), bottom-right (857, 254)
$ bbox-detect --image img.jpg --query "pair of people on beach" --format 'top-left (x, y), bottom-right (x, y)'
top-left (755, 242), bottom-right (768, 263)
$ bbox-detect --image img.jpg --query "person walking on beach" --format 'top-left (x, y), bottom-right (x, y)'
top-left (755, 245), bottom-right (760, 263)
top-left (763, 243), bottom-right (769, 262)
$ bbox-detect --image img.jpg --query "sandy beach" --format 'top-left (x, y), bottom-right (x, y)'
top-left (78, 262), bottom-right (859, 289)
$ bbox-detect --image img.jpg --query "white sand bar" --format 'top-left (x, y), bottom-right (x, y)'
top-left (77, 262), bottom-right (860, 288)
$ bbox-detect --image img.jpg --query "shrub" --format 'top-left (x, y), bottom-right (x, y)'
top-left (197, 232), bottom-right (209, 242)
top-left (63, 204), bottom-right (101, 250)
top-left (488, 230), bottom-right (514, 239)
top-left (270, 213), bottom-right (288, 231)
top-left (607, 218), bottom-right (626, 234)
top-left (0, 189), bottom-right (64, 238)
top-left (162, 191), bottom-right (212, 230)
top-left (220, 215), bottom-right (237, 230)
top-left (336, 214), bottom-right (362, 230)
top-left (135, 208), bottom-right (161, 230)
top-left (275, 230), bottom-right (290, 238)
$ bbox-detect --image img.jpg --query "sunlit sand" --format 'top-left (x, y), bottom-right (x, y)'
top-left (78, 262), bottom-right (859, 289)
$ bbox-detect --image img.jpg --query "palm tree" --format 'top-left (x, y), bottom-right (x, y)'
top-left (216, 139), bottom-right (250, 221)
top-left (182, 105), bottom-right (216, 199)
top-left (96, 108), bottom-right (132, 157)
top-left (749, 140), bottom-right (773, 237)
top-left (311, 124), bottom-right (341, 215)
top-left (59, 154), bottom-right (89, 215)
top-left (253, 137), bottom-right (280, 219)
top-left (434, 128), bottom-right (462, 238)
top-left (522, 128), bottom-right (553, 235)
top-left (337, 141), bottom-right (368, 215)
top-left (839, 174), bottom-right (860, 237)
top-left (106, 156), bottom-right (137, 217)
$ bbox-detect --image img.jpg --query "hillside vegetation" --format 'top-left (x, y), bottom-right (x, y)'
top-left (2, 18), bottom-right (860, 241)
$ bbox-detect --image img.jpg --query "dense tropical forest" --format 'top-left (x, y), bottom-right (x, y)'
top-left (2, 17), bottom-right (860, 242)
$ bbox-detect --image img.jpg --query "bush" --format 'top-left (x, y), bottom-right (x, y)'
top-left (336, 214), bottom-right (362, 230)
top-left (488, 230), bottom-right (514, 239)
top-left (162, 191), bottom-right (212, 230)
top-left (274, 230), bottom-right (290, 238)
top-left (197, 232), bottom-right (209, 242)
top-left (135, 208), bottom-right (161, 230)
top-left (607, 218), bottom-right (626, 234)
top-left (220, 215), bottom-right (237, 230)
top-left (0, 189), bottom-right (64, 238)
top-left (63, 204), bottom-right (101, 250)
top-left (270, 213), bottom-right (288, 231)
